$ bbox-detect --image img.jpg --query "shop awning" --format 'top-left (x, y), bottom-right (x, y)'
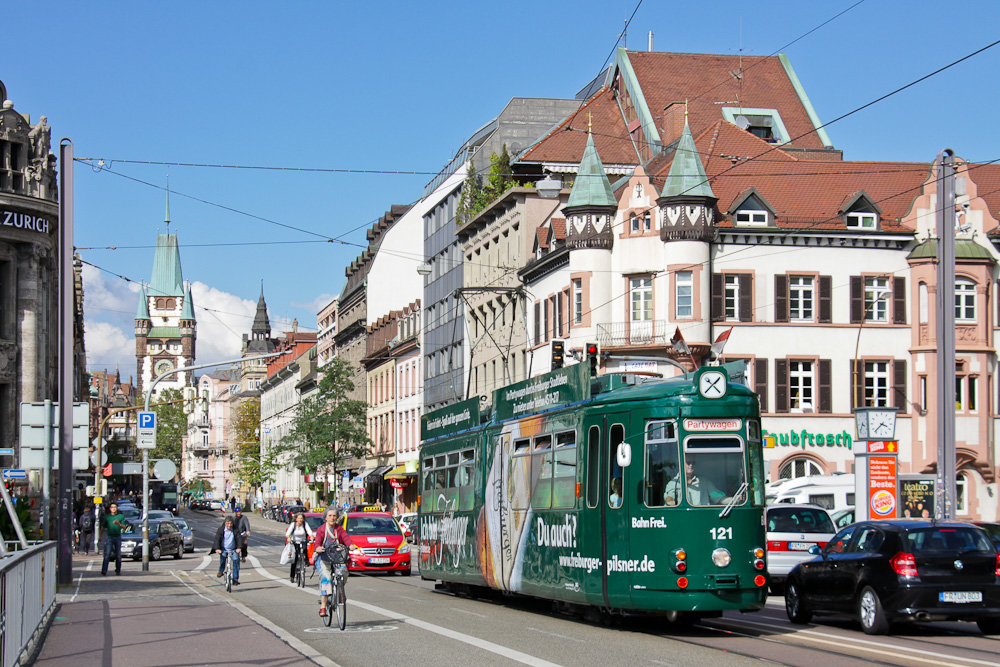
top-left (366, 465), bottom-right (392, 479)
top-left (385, 463), bottom-right (417, 479)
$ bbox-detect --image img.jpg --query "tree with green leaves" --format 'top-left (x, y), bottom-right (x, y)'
top-left (456, 146), bottom-right (520, 225)
top-left (484, 143), bottom-right (517, 201)
top-left (151, 388), bottom-right (186, 472)
top-left (278, 357), bottom-right (370, 496)
top-left (232, 397), bottom-right (282, 491)
top-left (456, 157), bottom-right (481, 226)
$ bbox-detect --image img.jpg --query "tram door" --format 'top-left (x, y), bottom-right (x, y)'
top-left (602, 414), bottom-right (631, 608)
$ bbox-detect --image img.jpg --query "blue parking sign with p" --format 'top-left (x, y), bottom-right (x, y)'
top-left (139, 412), bottom-right (156, 429)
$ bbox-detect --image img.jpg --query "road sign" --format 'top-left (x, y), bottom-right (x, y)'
top-left (102, 463), bottom-right (112, 477)
top-left (2, 469), bottom-right (27, 479)
top-left (153, 459), bottom-right (176, 481)
top-left (19, 402), bottom-right (90, 469)
top-left (0, 448), bottom-right (14, 456)
top-left (137, 411), bottom-right (156, 449)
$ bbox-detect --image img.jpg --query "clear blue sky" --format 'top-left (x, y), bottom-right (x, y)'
top-left (4, 1), bottom-right (999, 380)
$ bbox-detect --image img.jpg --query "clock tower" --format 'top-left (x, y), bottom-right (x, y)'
top-left (135, 198), bottom-right (196, 398)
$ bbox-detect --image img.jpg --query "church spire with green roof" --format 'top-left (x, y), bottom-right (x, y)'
top-left (657, 114), bottom-right (718, 242)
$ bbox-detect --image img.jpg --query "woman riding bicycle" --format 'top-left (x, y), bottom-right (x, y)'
top-left (285, 512), bottom-right (314, 583)
top-left (313, 507), bottom-right (354, 617)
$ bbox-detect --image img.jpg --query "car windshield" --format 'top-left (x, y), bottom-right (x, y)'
top-left (173, 519), bottom-right (188, 529)
top-left (767, 507), bottom-right (835, 533)
top-left (304, 516), bottom-right (324, 531)
top-left (346, 515), bottom-right (400, 535)
top-left (120, 508), bottom-right (140, 519)
top-left (122, 521), bottom-right (155, 535)
top-left (905, 527), bottom-right (994, 554)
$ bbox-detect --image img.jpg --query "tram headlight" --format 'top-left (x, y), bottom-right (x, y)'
top-left (711, 548), bottom-right (732, 568)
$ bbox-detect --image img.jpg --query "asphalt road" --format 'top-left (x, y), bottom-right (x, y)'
top-left (174, 508), bottom-right (1000, 667)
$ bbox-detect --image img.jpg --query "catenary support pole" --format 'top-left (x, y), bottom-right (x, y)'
top-left (57, 139), bottom-right (74, 585)
top-left (935, 149), bottom-right (957, 520)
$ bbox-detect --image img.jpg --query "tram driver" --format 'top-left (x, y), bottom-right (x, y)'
top-left (663, 456), bottom-right (726, 506)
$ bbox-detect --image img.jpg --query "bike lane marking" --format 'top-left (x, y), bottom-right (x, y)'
top-left (245, 555), bottom-right (566, 667)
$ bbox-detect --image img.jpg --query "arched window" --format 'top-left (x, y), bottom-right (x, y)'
top-left (778, 457), bottom-right (823, 480)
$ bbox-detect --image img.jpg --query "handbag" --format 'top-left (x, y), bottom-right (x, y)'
top-left (279, 543), bottom-right (293, 565)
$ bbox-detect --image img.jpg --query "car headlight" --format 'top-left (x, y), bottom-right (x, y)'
top-left (712, 548), bottom-right (732, 568)
top-left (397, 541), bottom-right (409, 553)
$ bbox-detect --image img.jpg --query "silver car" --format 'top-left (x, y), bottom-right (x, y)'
top-left (172, 517), bottom-right (195, 552)
top-left (766, 504), bottom-right (836, 593)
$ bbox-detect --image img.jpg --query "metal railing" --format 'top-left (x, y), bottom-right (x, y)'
top-left (1, 541), bottom-right (57, 667)
top-left (597, 320), bottom-right (671, 347)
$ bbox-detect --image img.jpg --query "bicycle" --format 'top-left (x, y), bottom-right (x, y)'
top-left (221, 549), bottom-right (237, 592)
top-left (294, 543), bottom-right (308, 588)
top-left (317, 548), bottom-right (347, 630)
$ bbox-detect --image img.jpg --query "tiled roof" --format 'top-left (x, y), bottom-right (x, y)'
top-left (650, 121), bottom-right (935, 231)
top-left (520, 88), bottom-right (637, 166)
top-left (550, 218), bottom-right (566, 240)
top-left (625, 51), bottom-right (829, 152)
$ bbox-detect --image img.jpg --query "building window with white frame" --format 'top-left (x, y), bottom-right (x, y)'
top-left (675, 271), bottom-right (692, 318)
top-left (955, 278), bottom-right (976, 321)
top-left (846, 211), bottom-right (877, 229)
top-left (572, 278), bottom-right (583, 325)
top-left (630, 277), bottom-right (653, 322)
top-left (864, 361), bottom-right (890, 407)
top-left (864, 276), bottom-right (890, 322)
top-left (724, 275), bottom-right (741, 320)
top-left (789, 361), bottom-right (814, 411)
top-left (789, 276), bottom-right (814, 321)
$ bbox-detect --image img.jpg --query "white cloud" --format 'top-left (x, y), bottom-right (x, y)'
top-left (189, 281), bottom-right (255, 367)
top-left (83, 321), bottom-right (134, 378)
top-left (82, 263), bottom-right (141, 318)
top-left (290, 293), bottom-right (337, 318)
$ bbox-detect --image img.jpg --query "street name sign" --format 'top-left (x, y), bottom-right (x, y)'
top-left (3, 469), bottom-right (27, 479)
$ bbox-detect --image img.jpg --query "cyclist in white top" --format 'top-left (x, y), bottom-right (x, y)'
top-left (285, 512), bottom-right (314, 582)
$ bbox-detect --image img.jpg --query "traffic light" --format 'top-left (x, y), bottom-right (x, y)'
top-left (201, 389), bottom-right (210, 412)
top-left (183, 387), bottom-right (195, 414)
top-left (585, 342), bottom-right (600, 377)
top-left (551, 340), bottom-right (565, 370)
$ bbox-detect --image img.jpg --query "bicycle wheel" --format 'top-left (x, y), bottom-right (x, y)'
top-left (323, 594), bottom-right (333, 627)
top-left (297, 555), bottom-right (305, 587)
top-left (225, 561), bottom-right (232, 592)
top-left (336, 577), bottom-right (347, 631)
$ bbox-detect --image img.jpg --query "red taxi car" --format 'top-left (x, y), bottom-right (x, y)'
top-left (341, 510), bottom-right (411, 575)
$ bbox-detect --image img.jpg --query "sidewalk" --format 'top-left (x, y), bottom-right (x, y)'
top-left (30, 552), bottom-right (335, 667)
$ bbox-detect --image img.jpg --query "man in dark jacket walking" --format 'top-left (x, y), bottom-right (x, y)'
top-left (77, 504), bottom-right (95, 554)
top-left (233, 507), bottom-right (251, 562)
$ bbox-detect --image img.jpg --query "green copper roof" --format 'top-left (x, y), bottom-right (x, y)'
top-left (150, 233), bottom-right (184, 297)
top-left (181, 284), bottom-right (195, 320)
top-left (147, 326), bottom-right (181, 338)
top-left (136, 285), bottom-right (150, 319)
top-left (567, 133), bottom-right (618, 208)
top-left (661, 121), bottom-right (715, 199)
top-left (908, 239), bottom-right (995, 262)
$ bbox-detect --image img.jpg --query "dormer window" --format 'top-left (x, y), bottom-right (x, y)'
top-left (846, 211), bottom-right (877, 230)
top-left (730, 191), bottom-right (774, 228)
top-left (736, 209), bottom-right (768, 226)
top-left (722, 107), bottom-right (791, 144)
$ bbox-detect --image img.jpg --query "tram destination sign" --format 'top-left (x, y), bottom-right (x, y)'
top-left (422, 397), bottom-right (481, 441)
top-left (494, 363), bottom-right (589, 422)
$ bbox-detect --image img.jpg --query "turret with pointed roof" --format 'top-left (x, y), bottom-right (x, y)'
top-left (251, 286), bottom-right (271, 340)
top-left (657, 120), bottom-right (718, 242)
top-left (564, 128), bottom-right (618, 250)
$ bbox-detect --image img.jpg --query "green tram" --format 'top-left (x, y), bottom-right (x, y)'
top-left (417, 363), bottom-right (768, 619)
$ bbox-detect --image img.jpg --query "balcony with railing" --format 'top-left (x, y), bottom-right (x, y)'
top-left (596, 320), bottom-right (671, 347)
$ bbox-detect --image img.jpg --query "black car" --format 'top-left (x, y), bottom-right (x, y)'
top-left (282, 505), bottom-right (307, 523)
top-left (119, 520), bottom-right (185, 561)
top-left (784, 519), bottom-right (1000, 635)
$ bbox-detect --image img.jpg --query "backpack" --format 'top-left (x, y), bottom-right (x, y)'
top-left (80, 513), bottom-right (94, 530)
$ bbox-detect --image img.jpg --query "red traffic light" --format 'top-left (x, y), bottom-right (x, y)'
top-left (586, 343), bottom-right (598, 356)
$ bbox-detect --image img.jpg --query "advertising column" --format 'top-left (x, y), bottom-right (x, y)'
top-left (852, 407), bottom-right (899, 522)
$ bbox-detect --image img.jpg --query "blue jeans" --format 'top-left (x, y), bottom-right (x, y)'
top-left (218, 550), bottom-right (240, 581)
top-left (102, 534), bottom-right (122, 574)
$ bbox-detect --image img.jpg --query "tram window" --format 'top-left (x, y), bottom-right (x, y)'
top-left (747, 421), bottom-right (765, 506)
top-left (513, 438), bottom-right (531, 455)
top-left (645, 420), bottom-right (680, 508)
top-left (586, 426), bottom-right (600, 508)
top-left (459, 448), bottom-right (475, 511)
top-left (532, 435), bottom-right (553, 509)
top-left (608, 424), bottom-right (624, 509)
top-left (552, 431), bottom-right (577, 509)
top-left (511, 437), bottom-right (532, 510)
top-left (682, 437), bottom-right (747, 507)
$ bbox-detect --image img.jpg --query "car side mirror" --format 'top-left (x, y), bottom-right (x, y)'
top-left (808, 545), bottom-right (822, 555)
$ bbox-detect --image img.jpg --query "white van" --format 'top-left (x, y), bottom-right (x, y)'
top-left (765, 474), bottom-right (855, 512)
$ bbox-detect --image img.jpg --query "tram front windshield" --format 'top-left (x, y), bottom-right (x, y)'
top-left (645, 421), bottom-right (746, 508)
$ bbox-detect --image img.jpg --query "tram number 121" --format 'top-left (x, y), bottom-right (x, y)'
top-left (710, 526), bottom-right (733, 540)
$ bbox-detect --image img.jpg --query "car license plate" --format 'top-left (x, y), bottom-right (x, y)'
top-left (788, 542), bottom-right (813, 551)
top-left (369, 557), bottom-right (390, 565)
top-left (940, 591), bottom-right (982, 603)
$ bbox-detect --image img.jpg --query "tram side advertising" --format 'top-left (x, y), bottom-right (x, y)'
top-left (418, 364), bottom-right (769, 619)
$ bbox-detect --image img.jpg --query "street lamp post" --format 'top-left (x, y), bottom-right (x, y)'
top-left (852, 289), bottom-right (893, 408)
